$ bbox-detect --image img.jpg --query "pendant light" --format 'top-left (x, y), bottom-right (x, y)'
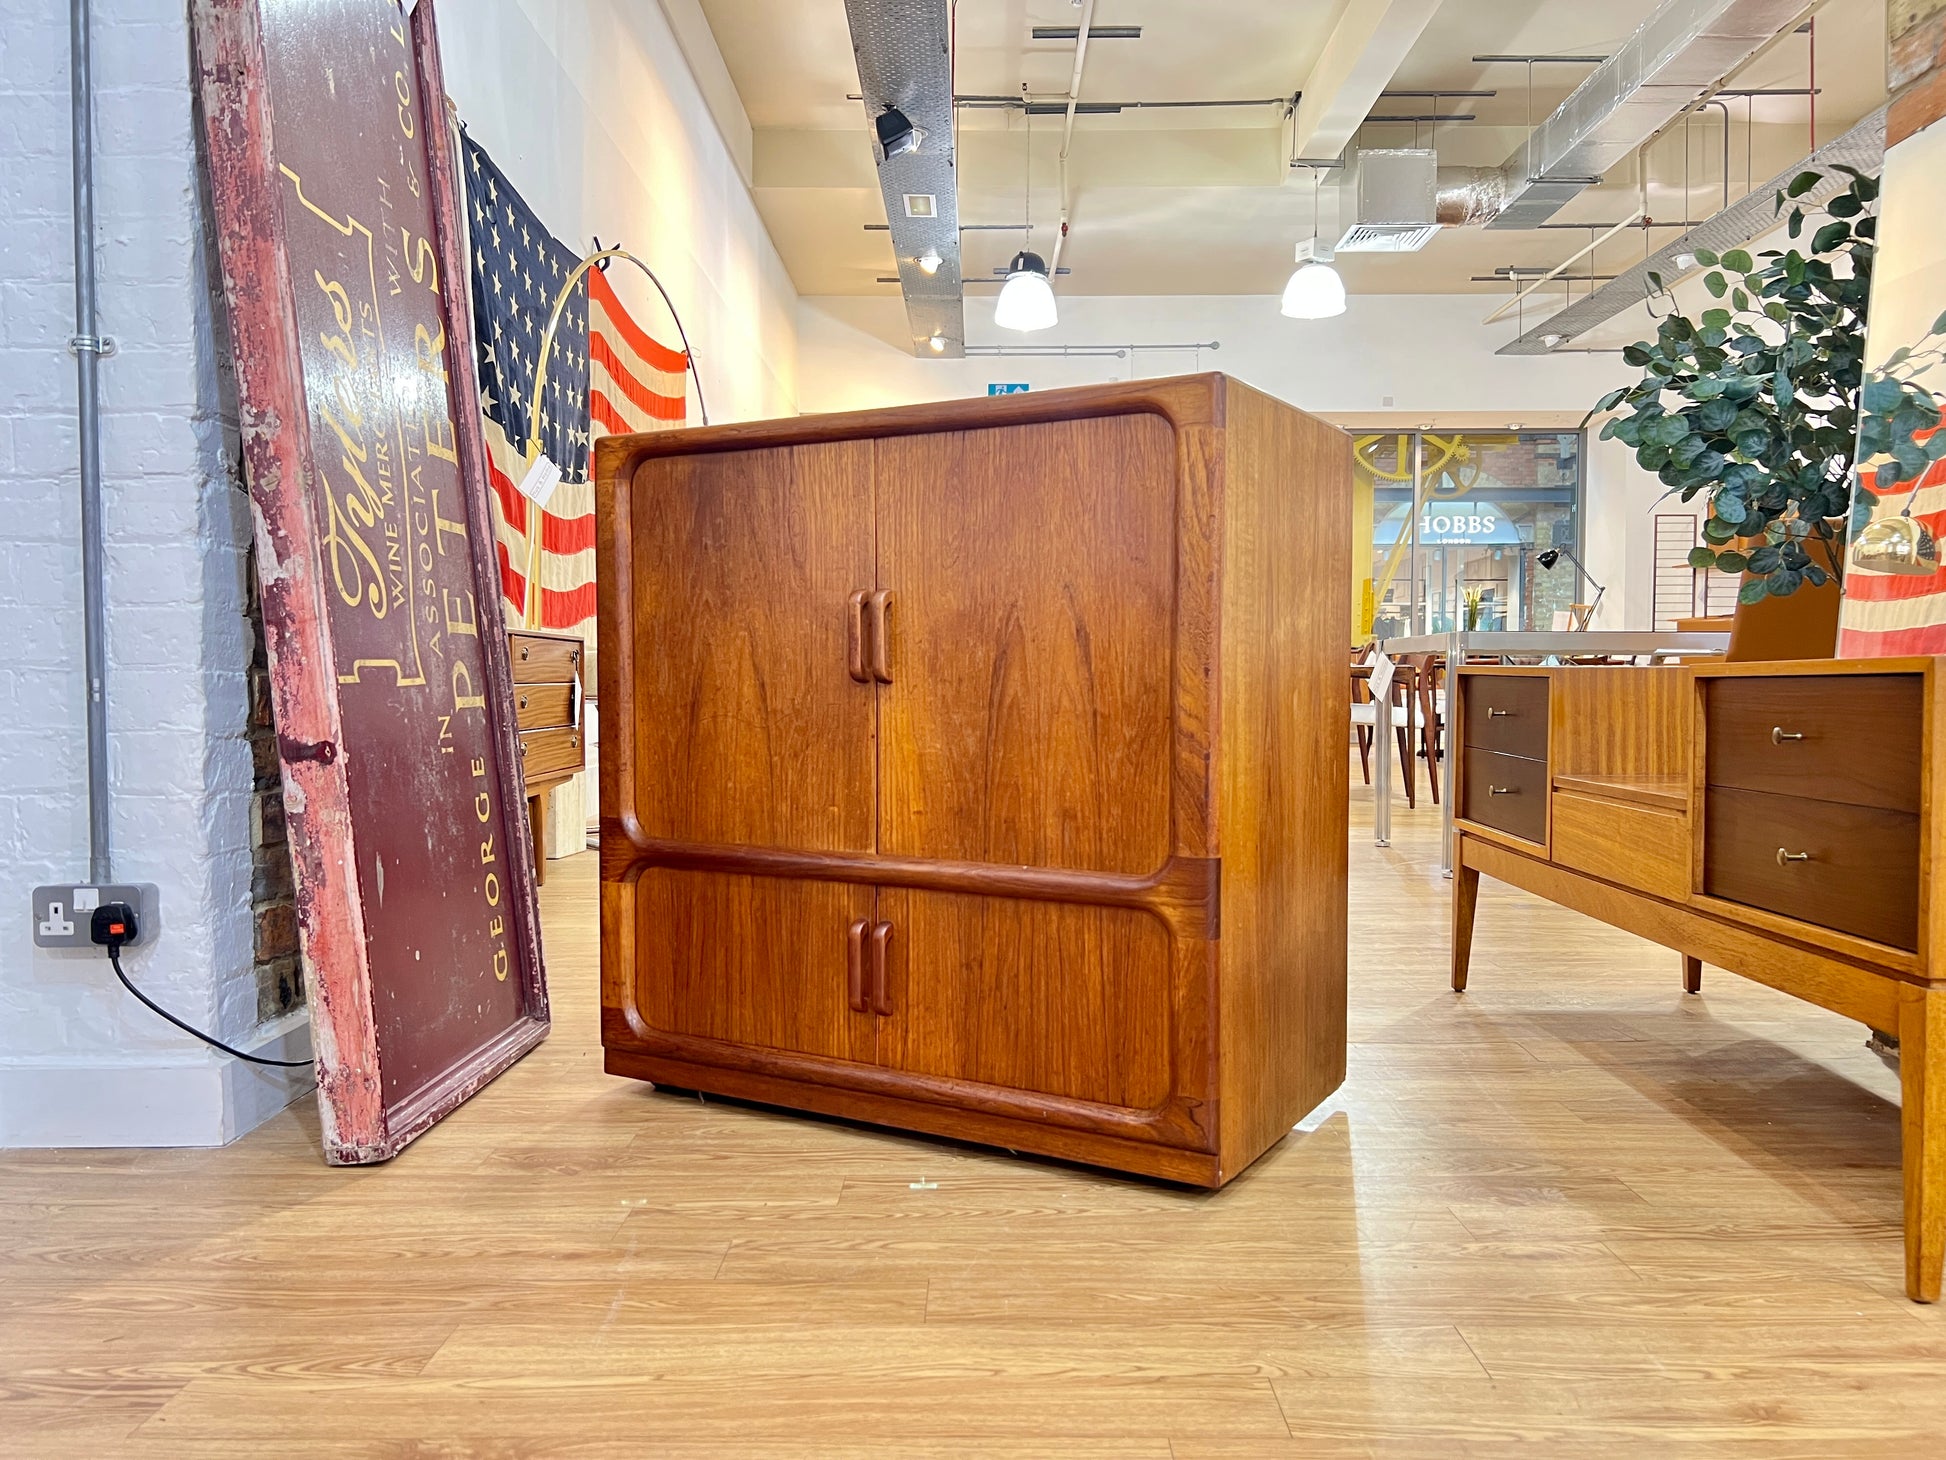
top-left (996, 251), bottom-right (1058, 332)
top-left (1282, 167), bottom-right (1346, 320)
top-left (997, 100), bottom-right (1058, 332)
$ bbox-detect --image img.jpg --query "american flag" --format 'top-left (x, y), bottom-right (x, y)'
top-left (1838, 432), bottom-right (1946, 654)
top-left (460, 132), bottom-right (688, 673)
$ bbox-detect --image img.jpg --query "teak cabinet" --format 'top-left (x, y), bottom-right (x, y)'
top-left (594, 375), bottom-right (1352, 1185)
top-left (1449, 660), bottom-right (1946, 1301)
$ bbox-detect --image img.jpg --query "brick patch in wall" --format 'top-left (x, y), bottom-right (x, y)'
top-left (245, 556), bottom-right (304, 1024)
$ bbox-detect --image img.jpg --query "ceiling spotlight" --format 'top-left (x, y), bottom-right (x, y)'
top-left (1673, 252), bottom-right (1698, 271)
top-left (994, 250), bottom-right (1058, 332)
top-left (1281, 239), bottom-right (1345, 321)
top-left (875, 108), bottom-right (923, 159)
top-left (928, 330), bottom-right (947, 353)
top-left (1541, 333), bottom-right (1566, 350)
top-left (916, 246), bottom-right (943, 276)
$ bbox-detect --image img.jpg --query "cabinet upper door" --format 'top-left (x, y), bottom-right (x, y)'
top-left (625, 442), bottom-right (877, 852)
top-left (875, 416), bottom-right (1176, 875)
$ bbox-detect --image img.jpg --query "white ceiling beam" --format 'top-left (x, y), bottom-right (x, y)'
top-left (1290, 0), bottom-right (1446, 165)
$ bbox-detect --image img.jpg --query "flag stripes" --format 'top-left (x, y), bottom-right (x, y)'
top-left (459, 132), bottom-right (687, 675)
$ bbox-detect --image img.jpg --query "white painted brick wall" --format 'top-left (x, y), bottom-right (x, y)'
top-left (0, 0), bottom-right (310, 1146)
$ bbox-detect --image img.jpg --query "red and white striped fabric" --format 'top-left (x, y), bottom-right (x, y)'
top-left (1837, 436), bottom-right (1946, 655)
top-left (483, 264), bottom-right (687, 671)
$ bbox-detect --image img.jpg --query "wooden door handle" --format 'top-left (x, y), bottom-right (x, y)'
top-left (846, 919), bottom-right (869, 1012)
top-left (869, 920), bottom-right (893, 1015)
top-left (847, 591), bottom-right (871, 684)
top-left (868, 590), bottom-right (893, 683)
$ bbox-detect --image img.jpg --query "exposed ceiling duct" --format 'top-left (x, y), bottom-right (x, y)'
top-left (1496, 106), bottom-right (1883, 354)
top-left (1468, 0), bottom-right (1824, 231)
top-left (843, 0), bottom-right (963, 357)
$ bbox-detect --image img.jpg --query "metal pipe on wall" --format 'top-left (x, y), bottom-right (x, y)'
top-left (69, 0), bottom-right (112, 883)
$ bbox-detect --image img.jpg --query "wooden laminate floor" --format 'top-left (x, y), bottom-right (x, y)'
top-left (5, 769), bottom-right (1946, 1457)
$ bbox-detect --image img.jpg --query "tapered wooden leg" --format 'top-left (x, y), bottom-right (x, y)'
top-left (528, 789), bottom-right (548, 889)
top-left (1398, 726), bottom-right (1416, 809)
top-left (1900, 984), bottom-right (1945, 1302)
top-left (1357, 726), bottom-right (1371, 784)
top-left (1683, 955), bottom-right (1702, 994)
top-left (1452, 861), bottom-right (1479, 993)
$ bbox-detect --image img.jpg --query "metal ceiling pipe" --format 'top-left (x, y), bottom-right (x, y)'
top-left (1048, 0), bottom-right (1098, 278)
top-left (69, 0), bottom-right (112, 882)
top-left (1485, 0), bottom-right (1821, 229)
top-left (843, 0), bottom-right (965, 356)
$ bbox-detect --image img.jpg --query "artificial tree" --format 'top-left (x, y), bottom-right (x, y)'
top-left (1588, 166), bottom-right (1944, 604)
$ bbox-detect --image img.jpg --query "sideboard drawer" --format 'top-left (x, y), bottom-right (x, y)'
top-left (1704, 674), bottom-right (1921, 813)
top-left (1703, 787), bottom-right (1920, 950)
top-left (1460, 675), bottom-right (1549, 759)
top-left (1460, 748), bottom-right (1548, 845)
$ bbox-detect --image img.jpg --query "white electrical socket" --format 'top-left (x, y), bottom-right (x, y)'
top-left (31, 884), bottom-right (155, 950)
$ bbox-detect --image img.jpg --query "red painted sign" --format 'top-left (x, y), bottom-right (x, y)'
top-left (194, 0), bottom-right (547, 1161)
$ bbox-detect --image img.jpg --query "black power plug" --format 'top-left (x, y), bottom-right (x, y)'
top-left (90, 901), bottom-right (139, 949)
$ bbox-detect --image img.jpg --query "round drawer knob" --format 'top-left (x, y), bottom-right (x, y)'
top-left (1771, 726), bottom-right (1804, 743)
top-left (1776, 848), bottom-right (1811, 866)
top-left (518, 695), bottom-right (528, 709)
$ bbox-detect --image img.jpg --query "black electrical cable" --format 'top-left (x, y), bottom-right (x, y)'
top-left (107, 945), bottom-right (313, 1069)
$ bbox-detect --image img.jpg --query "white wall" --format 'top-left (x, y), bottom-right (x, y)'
top-left (797, 294), bottom-right (1666, 629)
top-left (0, 0), bottom-right (798, 1147)
top-left (440, 0), bottom-right (799, 425)
top-left (0, 0), bottom-right (312, 1147)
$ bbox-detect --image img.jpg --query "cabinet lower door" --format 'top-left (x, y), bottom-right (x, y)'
top-left (629, 869), bottom-right (877, 1065)
top-left (875, 888), bottom-right (1178, 1115)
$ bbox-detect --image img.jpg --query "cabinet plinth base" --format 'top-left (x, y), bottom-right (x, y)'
top-left (604, 1048), bottom-right (1234, 1187)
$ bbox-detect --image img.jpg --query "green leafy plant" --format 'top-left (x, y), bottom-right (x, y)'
top-left (1587, 166), bottom-right (1940, 603)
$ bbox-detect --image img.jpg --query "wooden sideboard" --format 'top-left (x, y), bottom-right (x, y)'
top-left (509, 629), bottom-right (585, 886)
top-left (1450, 659), bottom-right (1945, 1301)
top-left (592, 374), bottom-right (1352, 1185)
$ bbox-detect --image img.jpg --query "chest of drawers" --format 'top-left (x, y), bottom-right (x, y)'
top-left (508, 629), bottom-right (585, 885)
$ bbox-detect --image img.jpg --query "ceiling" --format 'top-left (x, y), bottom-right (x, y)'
top-left (697, 0), bottom-right (1888, 310)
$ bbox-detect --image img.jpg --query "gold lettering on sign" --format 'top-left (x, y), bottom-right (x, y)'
top-left (469, 755), bottom-right (510, 981)
top-left (281, 162), bottom-right (427, 687)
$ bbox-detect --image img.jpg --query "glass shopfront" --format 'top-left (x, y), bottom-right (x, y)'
top-left (1353, 430), bottom-right (1585, 639)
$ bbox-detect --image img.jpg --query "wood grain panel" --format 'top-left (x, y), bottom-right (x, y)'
top-left (625, 442), bottom-right (877, 852)
top-left (1215, 381), bottom-right (1350, 1177)
top-left (1552, 665), bottom-right (1692, 782)
top-left (1551, 791), bottom-right (1689, 902)
top-left (1704, 674), bottom-right (1923, 813)
top-left (1704, 788), bottom-right (1921, 951)
top-left (876, 889), bottom-right (1176, 1113)
top-left (628, 869), bottom-right (877, 1066)
top-left (875, 417), bottom-right (1174, 875)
